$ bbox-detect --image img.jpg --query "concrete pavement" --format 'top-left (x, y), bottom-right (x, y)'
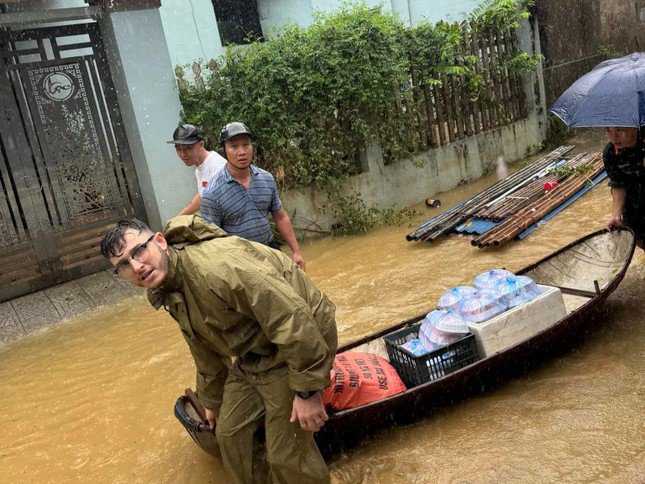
top-left (0, 269), bottom-right (141, 346)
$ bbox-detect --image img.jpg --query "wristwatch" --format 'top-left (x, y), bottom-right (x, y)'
top-left (296, 390), bottom-right (318, 399)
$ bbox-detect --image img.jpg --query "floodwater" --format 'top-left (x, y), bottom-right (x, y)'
top-left (1, 132), bottom-right (643, 483)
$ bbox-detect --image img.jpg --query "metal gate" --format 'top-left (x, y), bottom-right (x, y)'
top-left (0, 21), bottom-right (145, 302)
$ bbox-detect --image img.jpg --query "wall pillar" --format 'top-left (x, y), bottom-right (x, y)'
top-left (99, 8), bottom-right (192, 229)
top-left (517, 17), bottom-right (547, 138)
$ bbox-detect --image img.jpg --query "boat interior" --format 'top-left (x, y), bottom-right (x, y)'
top-left (352, 230), bottom-right (634, 360)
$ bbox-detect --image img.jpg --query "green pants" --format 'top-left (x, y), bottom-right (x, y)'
top-left (217, 363), bottom-right (329, 484)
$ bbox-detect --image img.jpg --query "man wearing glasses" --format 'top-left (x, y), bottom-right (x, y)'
top-left (168, 124), bottom-right (226, 216)
top-left (100, 215), bottom-right (337, 483)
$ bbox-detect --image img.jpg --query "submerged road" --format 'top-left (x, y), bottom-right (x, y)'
top-left (1, 133), bottom-right (643, 482)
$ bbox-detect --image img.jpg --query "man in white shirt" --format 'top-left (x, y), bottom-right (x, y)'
top-left (168, 124), bottom-right (227, 216)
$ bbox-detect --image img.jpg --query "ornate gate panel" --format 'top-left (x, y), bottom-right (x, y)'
top-left (0, 21), bottom-right (145, 302)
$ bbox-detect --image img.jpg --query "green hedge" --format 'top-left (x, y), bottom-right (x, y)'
top-left (177, 0), bottom-right (536, 191)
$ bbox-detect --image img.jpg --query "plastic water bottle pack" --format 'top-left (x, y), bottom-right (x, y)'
top-left (400, 337), bottom-right (428, 356)
top-left (488, 275), bottom-right (541, 308)
top-left (457, 290), bottom-right (506, 323)
top-left (438, 286), bottom-right (477, 312)
top-left (419, 309), bottom-right (469, 351)
top-left (473, 269), bottom-right (513, 291)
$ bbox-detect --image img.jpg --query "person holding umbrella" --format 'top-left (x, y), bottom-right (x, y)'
top-left (602, 126), bottom-right (644, 249)
top-left (551, 52), bottom-right (645, 249)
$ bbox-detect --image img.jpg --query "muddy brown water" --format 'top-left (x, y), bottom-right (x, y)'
top-left (1, 133), bottom-right (643, 483)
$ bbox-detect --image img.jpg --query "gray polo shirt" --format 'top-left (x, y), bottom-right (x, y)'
top-left (200, 165), bottom-right (282, 245)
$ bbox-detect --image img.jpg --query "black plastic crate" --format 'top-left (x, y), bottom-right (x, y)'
top-left (383, 323), bottom-right (479, 387)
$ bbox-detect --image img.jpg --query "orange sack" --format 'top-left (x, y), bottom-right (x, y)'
top-left (321, 352), bottom-right (407, 411)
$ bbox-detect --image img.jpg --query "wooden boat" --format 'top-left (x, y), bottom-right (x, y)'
top-left (174, 228), bottom-right (636, 458)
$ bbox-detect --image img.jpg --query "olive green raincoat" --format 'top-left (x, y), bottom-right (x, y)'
top-left (148, 214), bottom-right (337, 483)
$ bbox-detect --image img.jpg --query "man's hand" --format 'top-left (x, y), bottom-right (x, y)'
top-left (292, 251), bottom-right (306, 272)
top-left (290, 392), bottom-right (327, 432)
top-left (272, 208), bottom-right (306, 271)
top-left (607, 213), bottom-right (623, 230)
top-left (204, 407), bottom-right (219, 429)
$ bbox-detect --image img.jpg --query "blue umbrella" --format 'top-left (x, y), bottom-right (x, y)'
top-left (550, 52), bottom-right (645, 127)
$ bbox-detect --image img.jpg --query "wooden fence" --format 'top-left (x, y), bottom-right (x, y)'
top-left (387, 22), bottom-right (529, 162)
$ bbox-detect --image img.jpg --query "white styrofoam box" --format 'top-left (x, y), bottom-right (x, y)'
top-left (466, 285), bottom-right (567, 357)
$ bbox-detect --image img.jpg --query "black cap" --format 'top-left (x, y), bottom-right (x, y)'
top-left (167, 124), bottom-right (205, 145)
top-left (219, 122), bottom-right (252, 147)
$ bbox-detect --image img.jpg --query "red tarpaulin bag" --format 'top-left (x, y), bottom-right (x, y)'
top-left (321, 352), bottom-right (407, 411)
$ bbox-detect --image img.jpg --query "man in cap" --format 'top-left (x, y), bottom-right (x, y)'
top-left (201, 122), bottom-right (307, 270)
top-left (100, 214), bottom-right (337, 483)
top-left (168, 124), bottom-right (227, 216)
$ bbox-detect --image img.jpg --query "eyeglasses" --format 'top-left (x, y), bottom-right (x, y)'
top-left (113, 235), bottom-right (155, 276)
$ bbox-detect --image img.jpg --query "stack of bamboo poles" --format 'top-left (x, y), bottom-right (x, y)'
top-left (465, 152), bottom-right (593, 221)
top-left (406, 145), bottom-right (574, 243)
top-left (471, 152), bottom-right (604, 248)
top-left (464, 175), bottom-right (558, 221)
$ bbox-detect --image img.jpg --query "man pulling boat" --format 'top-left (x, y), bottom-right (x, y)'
top-left (100, 215), bottom-right (337, 483)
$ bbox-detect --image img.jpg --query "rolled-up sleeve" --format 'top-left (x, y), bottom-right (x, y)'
top-left (207, 259), bottom-right (332, 393)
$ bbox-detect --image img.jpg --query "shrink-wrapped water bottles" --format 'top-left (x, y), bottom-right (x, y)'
top-left (419, 309), bottom-right (469, 351)
top-left (457, 290), bottom-right (506, 323)
top-left (438, 286), bottom-right (477, 312)
top-left (473, 269), bottom-right (513, 291)
top-left (488, 275), bottom-right (541, 308)
top-left (399, 337), bottom-right (428, 356)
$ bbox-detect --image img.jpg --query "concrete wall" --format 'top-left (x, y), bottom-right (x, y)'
top-left (534, 0), bottom-right (645, 108)
top-left (281, 20), bottom-right (547, 238)
top-left (259, 0), bottom-right (482, 38)
top-left (284, 116), bottom-right (545, 237)
top-left (599, 0), bottom-right (645, 52)
top-left (260, 0), bottom-right (481, 26)
top-left (157, 0), bottom-right (223, 71)
top-left (532, 0), bottom-right (604, 108)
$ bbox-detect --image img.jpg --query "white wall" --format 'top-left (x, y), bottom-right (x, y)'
top-left (408, 0), bottom-right (482, 24)
top-left (157, 0), bottom-right (224, 71)
top-left (256, 0), bottom-right (482, 37)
